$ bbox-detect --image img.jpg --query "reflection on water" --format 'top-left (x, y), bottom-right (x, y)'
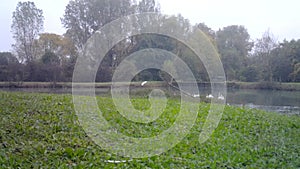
top-left (1, 87), bottom-right (299, 115)
top-left (200, 88), bottom-right (300, 115)
top-left (239, 104), bottom-right (300, 115)
top-left (227, 89), bottom-right (300, 115)
top-left (227, 89), bottom-right (300, 107)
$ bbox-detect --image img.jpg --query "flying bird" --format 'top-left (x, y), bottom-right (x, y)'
top-left (141, 81), bottom-right (148, 86)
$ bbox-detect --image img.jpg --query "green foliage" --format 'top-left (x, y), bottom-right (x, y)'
top-left (61, 0), bottom-right (160, 50)
top-left (159, 60), bottom-right (177, 84)
top-left (239, 66), bottom-right (259, 82)
top-left (6, 1), bottom-right (300, 84)
top-left (250, 37), bottom-right (300, 82)
top-left (0, 91), bottom-right (299, 168)
top-left (35, 33), bottom-right (78, 62)
top-left (0, 52), bottom-right (23, 82)
top-left (275, 39), bottom-right (300, 82)
top-left (40, 51), bottom-right (61, 83)
top-left (292, 63), bottom-right (300, 81)
top-left (41, 51), bottom-right (60, 65)
top-left (216, 25), bottom-right (253, 80)
top-left (0, 52), bottom-right (16, 66)
top-left (252, 30), bottom-right (278, 82)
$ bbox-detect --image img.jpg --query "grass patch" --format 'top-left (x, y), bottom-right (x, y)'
top-left (0, 91), bottom-right (299, 168)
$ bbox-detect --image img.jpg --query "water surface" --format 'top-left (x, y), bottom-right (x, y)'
top-left (1, 87), bottom-right (299, 115)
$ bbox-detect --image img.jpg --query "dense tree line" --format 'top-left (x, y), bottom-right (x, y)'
top-left (1, 0), bottom-right (299, 83)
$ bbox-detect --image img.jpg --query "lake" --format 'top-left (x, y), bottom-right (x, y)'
top-left (1, 87), bottom-right (299, 115)
top-left (226, 89), bottom-right (300, 115)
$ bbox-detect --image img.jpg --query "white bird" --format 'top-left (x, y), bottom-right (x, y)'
top-left (193, 94), bottom-right (200, 98)
top-left (206, 94), bottom-right (214, 99)
top-left (105, 159), bottom-right (132, 163)
top-left (218, 93), bottom-right (225, 100)
top-left (141, 81), bottom-right (147, 86)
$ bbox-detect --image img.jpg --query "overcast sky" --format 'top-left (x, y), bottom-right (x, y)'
top-left (1, 0), bottom-right (300, 52)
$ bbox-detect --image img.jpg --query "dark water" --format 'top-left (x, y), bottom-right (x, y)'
top-left (226, 89), bottom-right (300, 115)
top-left (197, 87), bottom-right (299, 115)
top-left (1, 87), bottom-right (299, 115)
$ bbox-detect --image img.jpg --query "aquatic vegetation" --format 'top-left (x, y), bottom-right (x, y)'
top-left (0, 91), bottom-right (299, 168)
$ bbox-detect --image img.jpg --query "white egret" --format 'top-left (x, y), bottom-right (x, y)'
top-left (141, 81), bottom-right (148, 86)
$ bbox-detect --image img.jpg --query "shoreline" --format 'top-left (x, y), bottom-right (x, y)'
top-left (227, 81), bottom-right (300, 91)
top-left (1, 81), bottom-right (300, 91)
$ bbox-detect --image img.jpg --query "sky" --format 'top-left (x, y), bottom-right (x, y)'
top-left (1, 0), bottom-right (300, 52)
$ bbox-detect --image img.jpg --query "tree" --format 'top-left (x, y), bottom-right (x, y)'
top-left (41, 51), bottom-right (61, 84)
top-left (159, 60), bottom-right (178, 86)
top-left (36, 33), bottom-right (77, 58)
top-left (37, 33), bottom-right (78, 81)
top-left (11, 1), bottom-right (44, 63)
top-left (0, 52), bottom-right (23, 82)
top-left (41, 51), bottom-right (60, 65)
top-left (253, 29), bottom-right (278, 82)
top-left (137, 0), bottom-right (160, 13)
top-left (270, 39), bottom-right (300, 82)
top-left (35, 33), bottom-right (77, 79)
top-left (239, 65), bottom-right (259, 82)
top-left (197, 22), bottom-right (216, 46)
top-left (287, 39), bottom-right (300, 82)
top-left (216, 25), bottom-right (253, 80)
top-left (291, 63), bottom-right (300, 81)
top-left (61, 0), bottom-right (162, 81)
top-left (0, 52), bottom-right (17, 81)
top-left (61, 0), bottom-right (136, 50)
